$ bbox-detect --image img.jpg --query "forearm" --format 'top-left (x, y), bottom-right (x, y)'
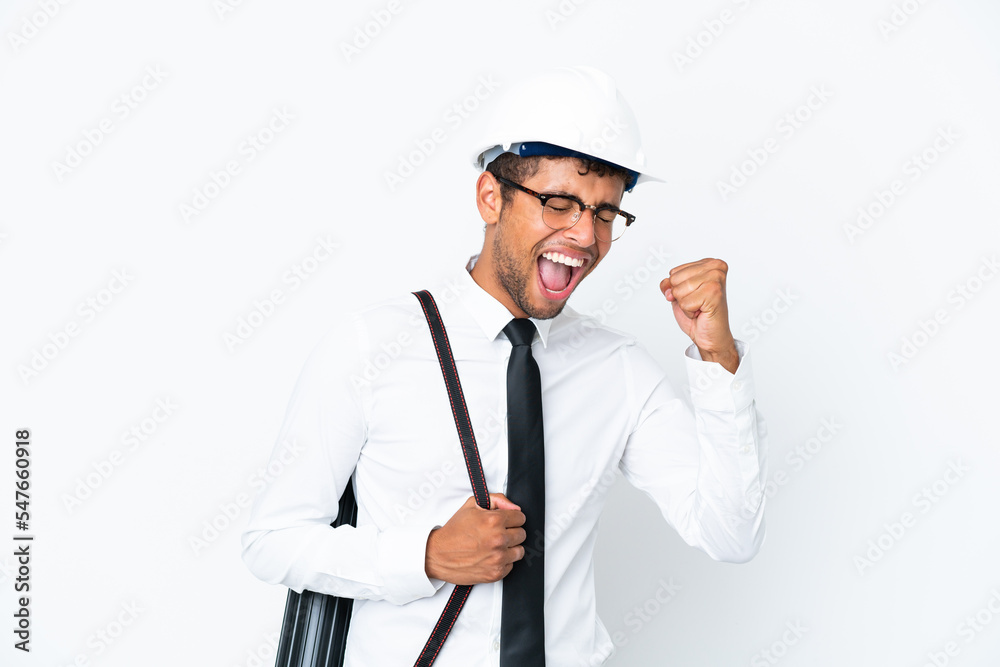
top-left (242, 512), bottom-right (440, 604)
top-left (619, 340), bottom-right (767, 562)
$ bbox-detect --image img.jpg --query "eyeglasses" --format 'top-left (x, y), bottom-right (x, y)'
top-left (495, 176), bottom-right (636, 243)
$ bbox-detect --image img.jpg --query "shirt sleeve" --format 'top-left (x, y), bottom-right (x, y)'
top-left (240, 315), bottom-right (440, 605)
top-left (617, 339), bottom-right (767, 563)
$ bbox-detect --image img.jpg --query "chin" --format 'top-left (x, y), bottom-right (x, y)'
top-left (519, 286), bottom-right (573, 320)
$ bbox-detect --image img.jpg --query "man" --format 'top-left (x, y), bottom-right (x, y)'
top-left (242, 66), bottom-right (766, 666)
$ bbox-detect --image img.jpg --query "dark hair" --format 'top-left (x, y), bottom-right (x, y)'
top-left (485, 152), bottom-right (630, 208)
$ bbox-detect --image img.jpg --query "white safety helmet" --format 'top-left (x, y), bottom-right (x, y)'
top-left (471, 66), bottom-right (663, 192)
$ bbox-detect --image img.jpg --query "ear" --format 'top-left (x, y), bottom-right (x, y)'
top-left (476, 171), bottom-right (503, 227)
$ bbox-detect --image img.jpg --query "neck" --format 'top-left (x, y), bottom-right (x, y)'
top-left (469, 249), bottom-right (528, 319)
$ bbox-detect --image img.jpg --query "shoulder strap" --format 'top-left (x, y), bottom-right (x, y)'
top-left (411, 290), bottom-right (491, 510)
top-left (410, 290), bottom-right (489, 667)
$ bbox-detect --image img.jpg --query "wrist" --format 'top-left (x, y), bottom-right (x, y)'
top-left (698, 341), bottom-right (739, 373)
top-left (424, 527), bottom-right (441, 580)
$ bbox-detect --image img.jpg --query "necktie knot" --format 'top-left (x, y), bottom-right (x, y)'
top-left (503, 318), bottom-right (536, 348)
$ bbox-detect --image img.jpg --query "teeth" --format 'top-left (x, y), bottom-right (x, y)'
top-left (542, 251), bottom-right (585, 268)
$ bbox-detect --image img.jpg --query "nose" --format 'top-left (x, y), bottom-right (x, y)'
top-left (563, 207), bottom-right (598, 247)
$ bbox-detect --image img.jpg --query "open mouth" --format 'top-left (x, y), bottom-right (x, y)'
top-left (536, 250), bottom-right (589, 301)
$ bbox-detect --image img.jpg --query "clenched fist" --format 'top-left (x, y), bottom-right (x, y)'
top-left (424, 493), bottom-right (527, 585)
top-left (660, 258), bottom-right (740, 373)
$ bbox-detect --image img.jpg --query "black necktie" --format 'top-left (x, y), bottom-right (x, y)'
top-left (500, 318), bottom-right (546, 666)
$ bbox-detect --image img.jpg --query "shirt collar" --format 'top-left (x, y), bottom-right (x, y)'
top-left (453, 254), bottom-right (553, 348)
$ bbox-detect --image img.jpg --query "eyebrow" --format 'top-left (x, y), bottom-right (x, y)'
top-left (543, 187), bottom-right (621, 209)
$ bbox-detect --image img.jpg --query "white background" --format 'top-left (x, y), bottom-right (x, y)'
top-left (2, 1), bottom-right (999, 665)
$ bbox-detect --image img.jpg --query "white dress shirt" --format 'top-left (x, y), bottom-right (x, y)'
top-left (241, 256), bottom-right (767, 666)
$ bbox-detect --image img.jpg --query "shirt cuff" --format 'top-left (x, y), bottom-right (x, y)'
top-left (375, 521), bottom-right (442, 604)
top-left (684, 339), bottom-right (755, 412)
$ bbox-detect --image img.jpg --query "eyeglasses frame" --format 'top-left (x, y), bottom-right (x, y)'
top-left (493, 175), bottom-right (636, 242)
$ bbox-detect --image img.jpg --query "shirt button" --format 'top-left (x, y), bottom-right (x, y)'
top-left (733, 381), bottom-right (743, 391)
top-left (741, 445), bottom-right (751, 454)
top-left (493, 639), bottom-right (501, 652)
